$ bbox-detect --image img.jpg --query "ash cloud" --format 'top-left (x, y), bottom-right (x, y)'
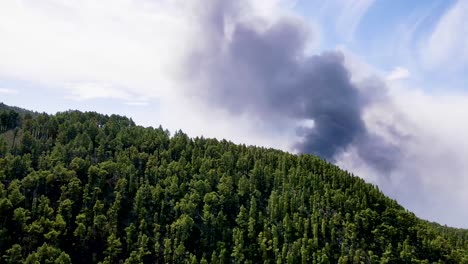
top-left (184, 0), bottom-right (399, 173)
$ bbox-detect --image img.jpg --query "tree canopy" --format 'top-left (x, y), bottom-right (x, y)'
top-left (0, 106), bottom-right (467, 263)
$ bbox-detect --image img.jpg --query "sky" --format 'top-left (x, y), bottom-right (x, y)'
top-left (1, 0), bottom-right (468, 228)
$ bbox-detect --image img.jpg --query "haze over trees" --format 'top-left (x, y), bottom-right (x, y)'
top-left (0, 104), bottom-right (467, 263)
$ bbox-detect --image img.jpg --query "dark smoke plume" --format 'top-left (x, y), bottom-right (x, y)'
top-left (185, 1), bottom-right (399, 172)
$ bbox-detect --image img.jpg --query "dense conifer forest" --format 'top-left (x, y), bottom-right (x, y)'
top-left (0, 104), bottom-right (467, 263)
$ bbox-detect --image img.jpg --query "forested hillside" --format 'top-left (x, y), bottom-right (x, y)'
top-left (0, 105), bottom-right (467, 263)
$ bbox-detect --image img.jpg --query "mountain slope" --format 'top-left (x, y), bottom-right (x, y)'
top-left (0, 102), bottom-right (37, 117)
top-left (0, 107), bottom-right (467, 263)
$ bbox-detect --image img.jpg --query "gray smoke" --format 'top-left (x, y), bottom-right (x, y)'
top-left (185, 1), bottom-right (399, 172)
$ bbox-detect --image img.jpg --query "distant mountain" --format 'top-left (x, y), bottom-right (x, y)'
top-left (0, 106), bottom-right (467, 263)
top-left (0, 102), bottom-right (37, 116)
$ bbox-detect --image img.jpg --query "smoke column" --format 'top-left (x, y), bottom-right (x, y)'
top-left (183, 0), bottom-right (398, 172)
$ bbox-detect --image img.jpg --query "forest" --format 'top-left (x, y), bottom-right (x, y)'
top-left (0, 104), bottom-right (467, 263)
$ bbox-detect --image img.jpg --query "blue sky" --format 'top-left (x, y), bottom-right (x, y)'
top-left (1, 0), bottom-right (468, 227)
top-left (295, 0), bottom-right (462, 87)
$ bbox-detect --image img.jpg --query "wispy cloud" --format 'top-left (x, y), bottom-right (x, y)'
top-left (386, 67), bottom-right (411, 81)
top-left (65, 82), bottom-right (149, 106)
top-left (124, 101), bottom-right (149, 107)
top-left (65, 82), bottom-right (131, 101)
top-left (421, 0), bottom-right (468, 70)
top-left (336, 0), bottom-right (375, 41)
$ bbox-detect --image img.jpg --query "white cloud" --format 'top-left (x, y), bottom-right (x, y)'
top-left (155, 96), bottom-right (294, 151)
top-left (337, 82), bottom-right (468, 228)
top-left (0, 0), bottom-right (296, 148)
top-left (124, 101), bottom-right (149, 107)
top-left (66, 82), bottom-right (133, 101)
top-left (386, 67), bottom-right (411, 81)
top-left (0, 88), bottom-right (18, 95)
top-left (336, 40), bottom-right (468, 228)
top-left (0, 0), bottom-right (295, 100)
top-left (0, 0), bottom-right (193, 99)
top-left (421, 0), bottom-right (468, 70)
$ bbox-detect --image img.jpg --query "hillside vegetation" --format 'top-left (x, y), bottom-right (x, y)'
top-left (0, 106), bottom-right (467, 263)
